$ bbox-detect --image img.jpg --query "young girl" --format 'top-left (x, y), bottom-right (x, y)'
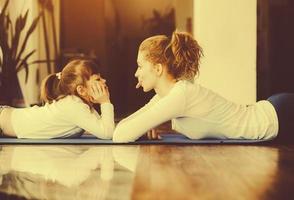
top-left (113, 31), bottom-right (294, 143)
top-left (0, 59), bottom-right (114, 139)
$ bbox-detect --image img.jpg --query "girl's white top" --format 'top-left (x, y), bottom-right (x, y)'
top-left (113, 80), bottom-right (278, 142)
top-left (11, 95), bottom-right (114, 139)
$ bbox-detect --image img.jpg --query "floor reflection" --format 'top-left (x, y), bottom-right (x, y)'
top-left (0, 145), bottom-right (139, 200)
top-left (132, 145), bottom-right (279, 200)
top-left (0, 144), bottom-right (285, 199)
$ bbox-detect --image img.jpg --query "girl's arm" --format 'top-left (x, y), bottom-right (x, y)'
top-left (76, 80), bottom-right (114, 139)
top-left (113, 88), bottom-right (185, 142)
top-left (65, 100), bottom-right (115, 139)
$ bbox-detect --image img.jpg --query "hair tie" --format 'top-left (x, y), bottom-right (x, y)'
top-left (56, 72), bottom-right (62, 80)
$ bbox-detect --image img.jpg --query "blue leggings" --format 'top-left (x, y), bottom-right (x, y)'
top-left (267, 93), bottom-right (294, 142)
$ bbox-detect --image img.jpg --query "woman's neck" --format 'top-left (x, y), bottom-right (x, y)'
top-left (154, 77), bottom-right (177, 97)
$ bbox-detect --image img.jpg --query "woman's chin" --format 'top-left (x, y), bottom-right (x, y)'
top-left (142, 87), bottom-right (152, 92)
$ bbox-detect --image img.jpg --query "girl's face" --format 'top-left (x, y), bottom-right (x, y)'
top-left (87, 74), bottom-right (106, 88)
top-left (84, 73), bottom-right (107, 101)
top-left (135, 51), bottom-right (158, 92)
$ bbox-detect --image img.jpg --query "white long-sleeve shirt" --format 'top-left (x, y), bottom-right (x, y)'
top-left (11, 95), bottom-right (114, 139)
top-left (113, 80), bottom-right (279, 142)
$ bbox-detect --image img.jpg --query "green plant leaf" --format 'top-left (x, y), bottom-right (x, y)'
top-left (6, 14), bottom-right (13, 40)
top-left (23, 62), bottom-right (29, 83)
top-left (0, 16), bottom-right (9, 60)
top-left (0, 0), bottom-right (9, 32)
top-left (15, 12), bottom-right (42, 63)
top-left (16, 49), bottom-right (36, 73)
top-left (11, 16), bottom-right (23, 59)
top-left (21, 10), bottom-right (29, 30)
top-left (29, 59), bottom-right (56, 65)
top-left (0, 54), bottom-right (2, 67)
top-left (0, 0), bottom-right (9, 19)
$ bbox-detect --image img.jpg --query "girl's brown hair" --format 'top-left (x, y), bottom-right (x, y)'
top-left (40, 59), bottom-right (98, 105)
top-left (139, 31), bottom-right (203, 81)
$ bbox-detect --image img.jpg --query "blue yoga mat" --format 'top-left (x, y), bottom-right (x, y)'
top-left (0, 134), bottom-right (273, 144)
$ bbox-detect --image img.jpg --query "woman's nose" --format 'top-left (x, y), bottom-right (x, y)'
top-left (97, 78), bottom-right (106, 84)
top-left (135, 68), bottom-right (139, 77)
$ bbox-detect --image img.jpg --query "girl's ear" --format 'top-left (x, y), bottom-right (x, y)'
top-left (76, 85), bottom-right (87, 97)
top-left (154, 63), bottom-right (163, 76)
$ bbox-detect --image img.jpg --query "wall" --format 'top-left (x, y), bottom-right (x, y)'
top-left (174, 0), bottom-right (193, 33)
top-left (112, 0), bottom-right (173, 37)
top-left (60, 0), bottom-right (106, 67)
top-left (194, 0), bottom-right (256, 104)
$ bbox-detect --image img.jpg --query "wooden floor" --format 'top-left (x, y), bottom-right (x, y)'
top-left (0, 143), bottom-right (293, 200)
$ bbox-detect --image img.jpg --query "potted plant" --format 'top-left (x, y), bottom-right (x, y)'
top-left (0, 0), bottom-right (42, 106)
top-left (142, 8), bottom-right (176, 36)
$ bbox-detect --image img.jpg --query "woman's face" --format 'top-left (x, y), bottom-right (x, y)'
top-left (135, 51), bottom-right (158, 92)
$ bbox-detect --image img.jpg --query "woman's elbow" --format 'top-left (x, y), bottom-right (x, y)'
top-left (95, 133), bottom-right (112, 140)
top-left (113, 127), bottom-right (134, 143)
top-left (112, 135), bottom-right (124, 143)
top-left (112, 131), bottom-right (127, 143)
top-left (102, 134), bottom-right (112, 140)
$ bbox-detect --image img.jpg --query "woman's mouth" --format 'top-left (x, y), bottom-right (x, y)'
top-left (136, 82), bottom-right (141, 89)
top-left (136, 80), bottom-right (142, 89)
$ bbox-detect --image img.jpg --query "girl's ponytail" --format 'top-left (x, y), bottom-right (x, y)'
top-left (39, 59), bottom-right (97, 105)
top-left (40, 73), bottom-right (61, 103)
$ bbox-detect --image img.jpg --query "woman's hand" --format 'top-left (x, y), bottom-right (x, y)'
top-left (146, 121), bottom-right (177, 140)
top-left (89, 81), bottom-right (110, 104)
top-left (146, 128), bottom-right (162, 140)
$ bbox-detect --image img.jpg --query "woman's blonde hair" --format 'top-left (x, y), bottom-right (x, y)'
top-left (139, 31), bottom-right (203, 81)
top-left (40, 59), bottom-right (98, 105)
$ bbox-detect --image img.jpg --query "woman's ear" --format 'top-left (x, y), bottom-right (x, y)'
top-left (154, 64), bottom-right (163, 76)
top-left (76, 85), bottom-right (87, 97)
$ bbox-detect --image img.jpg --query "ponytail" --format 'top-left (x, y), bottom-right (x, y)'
top-left (40, 73), bottom-right (62, 104)
top-left (139, 31), bottom-right (203, 81)
top-left (164, 31), bottom-right (203, 80)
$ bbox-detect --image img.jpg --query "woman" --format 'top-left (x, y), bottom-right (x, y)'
top-left (113, 31), bottom-right (293, 143)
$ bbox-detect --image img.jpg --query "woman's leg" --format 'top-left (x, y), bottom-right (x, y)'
top-left (267, 93), bottom-right (294, 143)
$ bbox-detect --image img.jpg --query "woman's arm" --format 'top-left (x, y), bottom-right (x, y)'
top-left (113, 88), bottom-right (185, 142)
top-left (119, 94), bottom-right (160, 123)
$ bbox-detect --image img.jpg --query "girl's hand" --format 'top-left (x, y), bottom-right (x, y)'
top-left (89, 81), bottom-right (110, 104)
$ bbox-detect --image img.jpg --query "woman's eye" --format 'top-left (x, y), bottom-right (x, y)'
top-left (94, 76), bottom-right (101, 81)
